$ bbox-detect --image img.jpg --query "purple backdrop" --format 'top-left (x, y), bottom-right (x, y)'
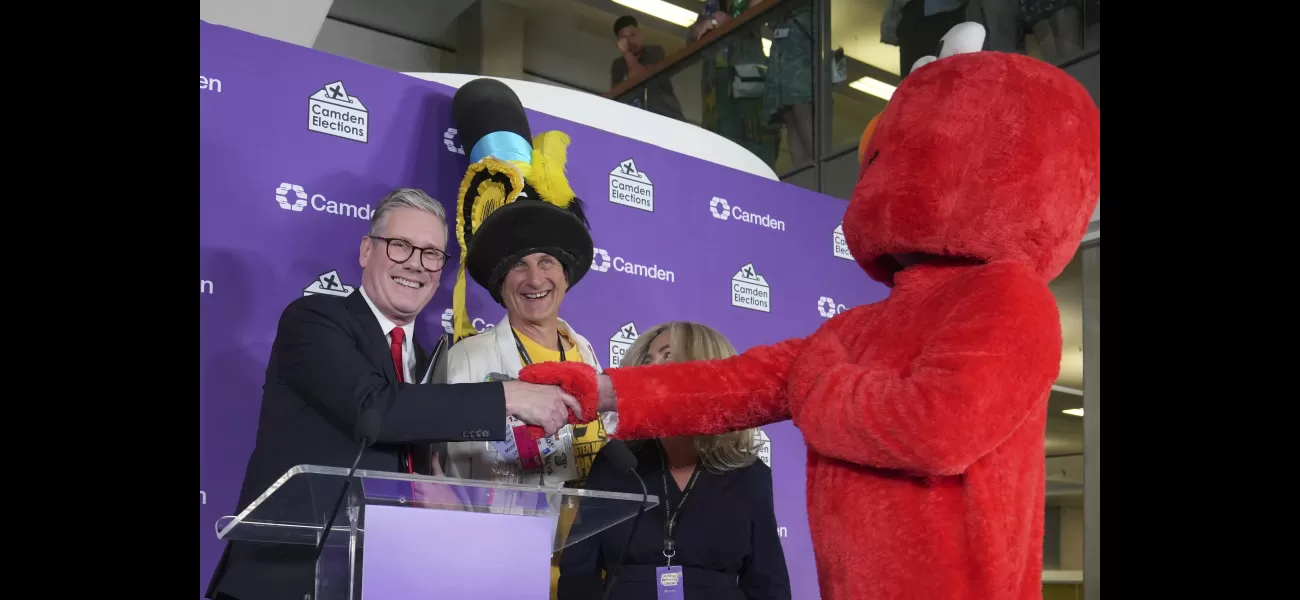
top-left (200, 20), bottom-right (888, 599)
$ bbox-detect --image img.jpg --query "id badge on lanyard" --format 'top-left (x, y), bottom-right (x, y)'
top-left (658, 443), bottom-right (699, 596)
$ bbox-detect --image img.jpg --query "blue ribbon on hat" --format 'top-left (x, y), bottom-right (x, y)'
top-left (469, 131), bottom-right (533, 165)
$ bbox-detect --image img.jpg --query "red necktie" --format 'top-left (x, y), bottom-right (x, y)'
top-left (389, 327), bottom-right (406, 383)
top-left (389, 327), bottom-right (416, 480)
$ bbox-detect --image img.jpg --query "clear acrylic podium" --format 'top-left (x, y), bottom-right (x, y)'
top-left (215, 465), bottom-right (658, 600)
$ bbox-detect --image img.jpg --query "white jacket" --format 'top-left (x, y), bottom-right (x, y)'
top-left (443, 315), bottom-right (614, 488)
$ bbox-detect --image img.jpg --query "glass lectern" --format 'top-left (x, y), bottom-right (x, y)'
top-left (214, 465), bottom-right (658, 600)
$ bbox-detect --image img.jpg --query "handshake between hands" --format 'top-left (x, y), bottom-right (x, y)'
top-left (502, 363), bottom-right (608, 439)
top-left (413, 363), bottom-right (607, 507)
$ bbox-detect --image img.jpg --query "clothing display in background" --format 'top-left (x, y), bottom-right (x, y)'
top-left (763, 5), bottom-right (815, 169)
top-left (696, 0), bottom-right (780, 167)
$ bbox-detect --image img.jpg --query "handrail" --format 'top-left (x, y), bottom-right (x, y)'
top-left (606, 0), bottom-right (790, 100)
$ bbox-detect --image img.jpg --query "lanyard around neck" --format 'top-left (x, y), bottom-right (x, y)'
top-left (658, 442), bottom-right (700, 567)
top-left (513, 329), bottom-right (566, 367)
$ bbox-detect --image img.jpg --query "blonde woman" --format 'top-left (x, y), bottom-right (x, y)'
top-left (557, 322), bottom-right (791, 600)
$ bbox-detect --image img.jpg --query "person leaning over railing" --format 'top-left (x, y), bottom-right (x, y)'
top-left (610, 15), bottom-right (685, 121)
top-left (558, 322), bottom-right (791, 600)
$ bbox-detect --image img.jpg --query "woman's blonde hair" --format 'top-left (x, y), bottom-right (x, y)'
top-left (622, 321), bottom-right (762, 473)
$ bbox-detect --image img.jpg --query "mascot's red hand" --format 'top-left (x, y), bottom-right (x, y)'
top-left (518, 362), bottom-right (601, 441)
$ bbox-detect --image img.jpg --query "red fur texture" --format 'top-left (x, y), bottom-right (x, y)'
top-left (520, 362), bottom-right (601, 441)
top-left (521, 49), bottom-right (1099, 600)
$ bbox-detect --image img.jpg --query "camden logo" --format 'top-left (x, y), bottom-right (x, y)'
top-left (308, 81), bottom-right (368, 143)
top-left (443, 128), bottom-right (464, 154)
top-left (818, 296), bottom-right (846, 318)
top-left (304, 270), bottom-right (355, 297)
top-left (275, 182), bottom-right (373, 220)
top-left (440, 308), bottom-right (495, 334)
top-left (833, 223), bottom-right (853, 260)
top-left (609, 159), bottom-right (653, 212)
top-left (731, 263), bottom-right (771, 312)
top-left (609, 322), bottom-right (639, 368)
top-left (709, 197), bottom-right (786, 232)
top-left (591, 247), bottom-right (675, 283)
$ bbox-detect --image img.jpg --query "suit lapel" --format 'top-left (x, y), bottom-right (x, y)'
top-left (344, 290), bottom-right (401, 384)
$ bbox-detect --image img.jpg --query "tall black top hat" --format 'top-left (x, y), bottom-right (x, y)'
top-left (450, 78), bottom-right (593, 340)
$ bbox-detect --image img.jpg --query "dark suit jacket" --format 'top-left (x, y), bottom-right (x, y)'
top-left (205, 291), bottom-right (508, 600)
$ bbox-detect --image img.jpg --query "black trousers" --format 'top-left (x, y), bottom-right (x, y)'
top-left (898, 1), bottom-right (971, 77)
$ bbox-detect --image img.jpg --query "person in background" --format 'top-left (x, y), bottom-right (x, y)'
top-left (204, 188), bottom-right (582, 600)
top-left (690, 0), bottom-right (780, 167)
top-left (763, 4), bottom-right (815, 169)
top-left (558, 322), bottom-right (791, 600)
top-left (611, 15), bottom-right (685, 121)
top-left (881, 0), bottom-right (971, 77)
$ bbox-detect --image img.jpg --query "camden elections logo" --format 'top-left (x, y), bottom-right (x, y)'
top-left (818, 296), bottom-right (846, 318)
top-left (833, 223), bottom-right (853, 260)
top-left (591, 248), bottom-right (675, 282)
top-left (609, 159), bottom-right (653, 212)
top-left (440, 308), bottom-right (496, 334)
top-left (731, 263), bottom-right (771, 312)
top-left (274, 182), bottom-right (374, 220)
top-left (709, 197), bottom-right (786, 232)
top-left (304, 270), bottom-right (355, 297)
top-left (309, 81), bottom-right (368, 143)
top-left (609, 322), bottom-right (639, 368)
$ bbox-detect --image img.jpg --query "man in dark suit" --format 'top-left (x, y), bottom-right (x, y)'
top-left (206, 188), bottom-right (581, 600)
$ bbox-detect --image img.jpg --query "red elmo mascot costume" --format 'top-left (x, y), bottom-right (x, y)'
top-left (522, 22), bottom-right (1100, 600)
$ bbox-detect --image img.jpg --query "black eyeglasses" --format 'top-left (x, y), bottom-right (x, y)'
top-left (368, 236), bottom-right (448, 272)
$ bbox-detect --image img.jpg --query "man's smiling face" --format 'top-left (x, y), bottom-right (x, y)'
top-left (358, 206), bottom-right (448, 325)
top-left (500, 252), bottom-right (568, 327)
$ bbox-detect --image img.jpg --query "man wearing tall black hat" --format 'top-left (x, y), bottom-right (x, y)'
top-left (431, 77), bottom-right (614, 599)
top-left (434, 78), bottom-right (612, 495)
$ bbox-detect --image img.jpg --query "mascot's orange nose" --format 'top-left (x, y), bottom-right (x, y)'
top-left (859, 112), bottom-right (882, 167)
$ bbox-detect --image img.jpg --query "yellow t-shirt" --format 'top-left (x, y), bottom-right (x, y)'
top-left (514, 329), bottom-right (609, 599)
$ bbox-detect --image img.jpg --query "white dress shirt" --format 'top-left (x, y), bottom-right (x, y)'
top-left (358, 286), bottom-right (416, 383)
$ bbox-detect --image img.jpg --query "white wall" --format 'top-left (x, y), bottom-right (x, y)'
top-left (314, 18), bottom-right (446, 73)
top-left (201, 0), bottom-right (334, 48)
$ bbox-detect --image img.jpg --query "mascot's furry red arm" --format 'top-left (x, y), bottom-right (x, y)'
top-left (523, 23), bottom-right (1099, 600)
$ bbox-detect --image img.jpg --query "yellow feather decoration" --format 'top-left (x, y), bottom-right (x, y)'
top-left (452, 157), bottom-right (525, 342)
top-left (528, 131), bottom-right (575, 207)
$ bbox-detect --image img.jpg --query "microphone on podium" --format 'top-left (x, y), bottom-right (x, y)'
top-left (314, 407), bottom-right (381, 563)
top-left (601, 439), bottom-right (649, 600)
